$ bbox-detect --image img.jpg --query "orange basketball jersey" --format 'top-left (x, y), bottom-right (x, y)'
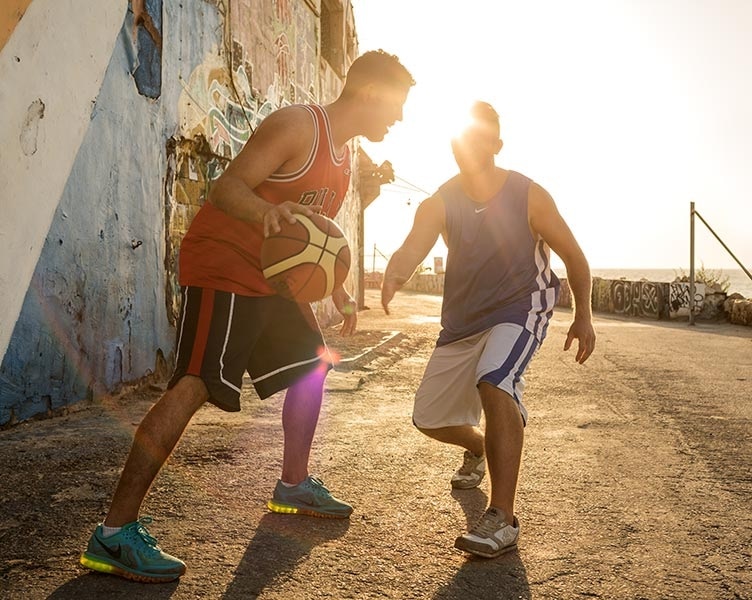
top-left (179, 104), bottom-right (352, 296)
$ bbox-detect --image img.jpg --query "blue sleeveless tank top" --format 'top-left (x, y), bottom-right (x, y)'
top-left (437, 170), bottom-right (560, 346)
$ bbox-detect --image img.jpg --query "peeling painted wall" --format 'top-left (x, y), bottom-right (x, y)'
top-left (0, 2), bottom-right (223, 426)
top-left (168, 0), bottom-right (360, 325)
top-left (0, 0), bottom-right (128, 371)
top-left (1, 0), bottom-right (361, 426)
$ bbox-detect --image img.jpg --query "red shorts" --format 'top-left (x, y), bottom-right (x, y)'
top-left (168, 286), bottom-right (331, 411)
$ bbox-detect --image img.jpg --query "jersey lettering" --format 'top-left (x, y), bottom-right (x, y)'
top-left (300, 190), bottom-right (318, 205)
top-left (298, 188), bottom-right (334, 209)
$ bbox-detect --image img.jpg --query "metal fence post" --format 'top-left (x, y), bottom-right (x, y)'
top-left (689, 201), bottom-right (695, 326)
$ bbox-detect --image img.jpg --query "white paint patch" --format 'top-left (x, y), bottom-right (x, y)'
top-left (0, 0), bottom-right (128, 363)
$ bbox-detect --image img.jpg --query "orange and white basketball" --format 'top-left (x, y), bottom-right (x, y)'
top-left (261, 213), bottom-right (351, 303)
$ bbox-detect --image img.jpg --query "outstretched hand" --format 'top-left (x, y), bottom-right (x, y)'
top-left (263, 201), bottom-right (314, 237)
top-left (380, 277), bottom-right (402, 315)
top-left (332, 287), bottom-right (357, 337)
top-left (564, 318), bottom-right (596, 364)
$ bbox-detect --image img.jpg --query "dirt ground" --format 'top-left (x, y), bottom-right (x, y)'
top-left (1, 289), bottom-right (751, 599)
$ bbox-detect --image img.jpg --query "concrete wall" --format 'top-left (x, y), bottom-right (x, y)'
top-left (585, 278), bottom-right (752, 325)
top-left (402, 272), bottom-right (445, 295)
top-left (584, 278), bottom-right (705, 320)
top-left (401, 274), bottom-right (713, 321)
top-left (0, 0), bottom-right (361, 427)
top-left (0, 0), bottom-right (128, 372)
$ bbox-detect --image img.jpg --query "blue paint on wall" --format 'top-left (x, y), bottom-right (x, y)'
top-left (0, 2), bottom-right (222, 426)
top-left (132, 0), bottom-right (163, 99)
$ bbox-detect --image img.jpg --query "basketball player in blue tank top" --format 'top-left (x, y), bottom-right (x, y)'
top-left (382, 101), bottom-right (596, 558)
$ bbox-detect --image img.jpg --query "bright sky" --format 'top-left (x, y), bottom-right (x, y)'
top-left (351, 0), bottom-right (752, 271)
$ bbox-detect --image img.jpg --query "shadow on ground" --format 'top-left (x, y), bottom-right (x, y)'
top-left (437, 487), bottom-right (530, 599)
top-left (222, 513), bottom-right (350, 599)
top-left (434, 553), bottom-right (530, 600)
top-left (48, 573), bottom-right (181, 600)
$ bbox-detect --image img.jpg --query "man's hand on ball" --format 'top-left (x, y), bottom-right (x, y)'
top-left (333, 287), bottom-right (357, 337)
top-left (263, 201), bottom-right (313, 237)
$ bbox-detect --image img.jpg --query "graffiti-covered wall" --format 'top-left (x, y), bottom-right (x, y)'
top-left (560, 277), bottom-right (706, 320)
top-left (400, 275), bottom-right (712, 322)
top-left (0, 0), bottom-right (360, 426)
top-left (165, 0), bottom-right (359, 325)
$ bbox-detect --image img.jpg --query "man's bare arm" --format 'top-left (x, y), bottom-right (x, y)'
top-left (381, 195), bottom-right (445, 314)
top-left (208, 107), bottom-right (314, 236)
top-left (528, 183), bottom-right (596, 363)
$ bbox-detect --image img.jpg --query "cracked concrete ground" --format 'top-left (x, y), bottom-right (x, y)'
top-left (1, 289), bottom-right (751, 599)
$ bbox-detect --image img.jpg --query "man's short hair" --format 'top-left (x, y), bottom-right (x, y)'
top-left (344, 49), bottom-right (415, 94)
top-left (470, 101), bottom-right (500, 133)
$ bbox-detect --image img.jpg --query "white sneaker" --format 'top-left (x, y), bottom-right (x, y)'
top-left (450, 450), bottom-right (485, 489)
top-left (454, 507), bottom-right (519, 558)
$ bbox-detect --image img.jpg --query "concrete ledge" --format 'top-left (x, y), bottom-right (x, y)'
top-left (333, 331), bottom-right (404, 372)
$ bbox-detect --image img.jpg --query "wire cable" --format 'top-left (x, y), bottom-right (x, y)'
top-left (393, 174), bottom-right (431, 195)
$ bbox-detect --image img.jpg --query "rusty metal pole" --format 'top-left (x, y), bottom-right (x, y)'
top-left (689, 201), bottom-right (696, 326)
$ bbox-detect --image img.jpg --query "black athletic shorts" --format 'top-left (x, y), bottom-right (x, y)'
top-left (167, 286), bottom-right (331, 411)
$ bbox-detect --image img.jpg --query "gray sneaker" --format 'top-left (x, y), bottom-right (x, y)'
top-left (451, 450), bottom-right (485, 489)
top-left (454, 507), bottom-right (519, 558)
top-left (267, 475), bottom-right (353, 519)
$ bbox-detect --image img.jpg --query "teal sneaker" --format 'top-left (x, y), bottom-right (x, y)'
top-left (80, 517), bottom-right (186, 583)
top-left (267, 475), bottom-right (353, 518)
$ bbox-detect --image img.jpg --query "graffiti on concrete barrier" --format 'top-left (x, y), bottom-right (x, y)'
top-left (610, 280), bottom-right (664, 319)
top-left (560, 277), bottom-right (705, 320)
top-left (669, 282), bottom-right (705, 317)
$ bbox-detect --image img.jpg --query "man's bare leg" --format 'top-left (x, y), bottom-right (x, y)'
top-left (104, 375), bottom-right (209, 526)
top-left (280, 367), bottom-right (327, 484)
top-left (478, 382), bottom-right (524, 523)
top-left (417, 424), bottom-right (485, 459)
top-left (269, 366), bottom-right (352, 518)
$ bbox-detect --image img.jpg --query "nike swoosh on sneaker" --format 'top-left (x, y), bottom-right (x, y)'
top-left (96, 536), bottom-right (123, 559)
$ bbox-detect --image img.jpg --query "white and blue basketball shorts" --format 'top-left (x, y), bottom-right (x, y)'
top-left (413, 323), bottom-right (541, 428)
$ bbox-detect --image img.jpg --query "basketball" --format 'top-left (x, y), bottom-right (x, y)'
top-left (261, 213), bottom-right (351, 303)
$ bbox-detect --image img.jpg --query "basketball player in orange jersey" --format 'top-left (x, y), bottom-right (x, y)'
top-left (80, 50), bottom-right (414, 583)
